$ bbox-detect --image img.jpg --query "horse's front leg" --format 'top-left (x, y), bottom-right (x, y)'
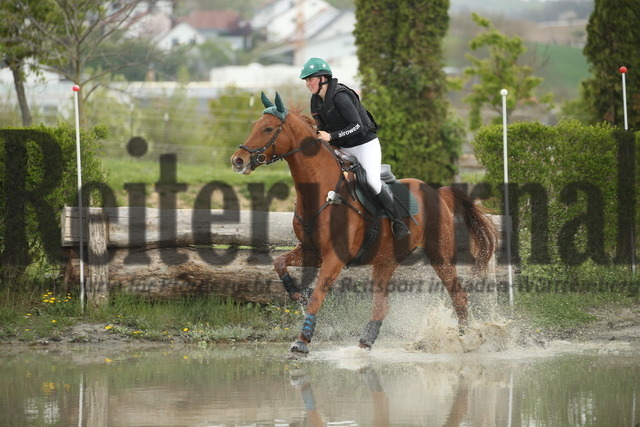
top-left (290, 253), bottom-right (344, 355)
top-left (274, 244), bottom-right (319, 304)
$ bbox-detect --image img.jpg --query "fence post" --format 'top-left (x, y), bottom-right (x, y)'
top-left (87, 209), bottom-right (109, 308)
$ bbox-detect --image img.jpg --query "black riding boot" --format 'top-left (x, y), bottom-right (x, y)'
top-left (375, 184), bottom-right (410, 240)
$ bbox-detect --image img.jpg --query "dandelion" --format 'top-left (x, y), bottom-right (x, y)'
top-left (133, 330), bottom-right (141, 334)
top-left (26, 313), bottom-right (32, 316)
top-left (104, 325), bottom-right (113, 330)
top-left (104, 358), bottom-right (113, 364)
top-left (182, 327), bottom-right (189, 332)
top-left (50, 320), bottom-right (57, 324)
top-left (183, 355), bottom-right (189, 360)
top-left (294, 311), bottom-right (300, 315)
top-left (284, 309), bottom-right (290, 313)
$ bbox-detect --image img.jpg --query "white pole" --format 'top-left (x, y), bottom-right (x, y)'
top-left (620, 66), bottom-right (629, 131)
top-left (620, 66), bottom-right (635, 275)
top-left (501, 89), bottom-right (514, 306)
top-left (78, 373), bottom-right (84, 427)
top-left (73, 84), bottom-right (85, 313)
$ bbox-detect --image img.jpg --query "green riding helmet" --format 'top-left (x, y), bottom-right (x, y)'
top-left (299, 57), bottom-right (332, 79)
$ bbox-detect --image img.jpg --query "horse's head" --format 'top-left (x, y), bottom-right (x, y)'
top-left (231, 92), bottom-right (291, 175)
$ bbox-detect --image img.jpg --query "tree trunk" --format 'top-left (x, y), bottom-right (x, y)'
top-left (10, 58), bottom-right (32, 127)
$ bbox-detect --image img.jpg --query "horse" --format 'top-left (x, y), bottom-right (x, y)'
top-left (230, 92), bottom-right (498, 355)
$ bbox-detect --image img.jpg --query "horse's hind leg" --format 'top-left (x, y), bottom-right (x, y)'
top-left (431, 262), bottom-right (469, 327)
top-left (359, 261), bottom-right (397, 349)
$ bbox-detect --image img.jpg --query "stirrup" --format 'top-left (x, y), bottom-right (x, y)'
top-left (391, 220), bottom-right (410, 240)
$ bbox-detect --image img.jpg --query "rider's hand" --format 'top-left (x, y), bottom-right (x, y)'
top-left (317, 130), bottom-right (331, 142)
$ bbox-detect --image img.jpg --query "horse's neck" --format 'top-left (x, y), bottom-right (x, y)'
top-left (286, 140), bottom-right (342, 210)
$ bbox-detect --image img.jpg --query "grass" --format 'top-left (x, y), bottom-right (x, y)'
top-left (2, 275), bottom-right (637, 346)
top-left (514, 291), bottom-right (635, 330)
top-left (0, 283), bottom-right (305, 344)
top-left (101, 155), bottom-right (295, 210)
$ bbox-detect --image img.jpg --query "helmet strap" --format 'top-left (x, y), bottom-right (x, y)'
top-left (315, 76), bottom-right (329, 95)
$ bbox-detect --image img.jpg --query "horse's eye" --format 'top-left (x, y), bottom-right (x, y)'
top-left (264, 127), bottom-right (274, 133)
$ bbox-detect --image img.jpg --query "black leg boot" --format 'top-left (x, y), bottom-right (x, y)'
top-left (375, 184), bottom-right (410, 240)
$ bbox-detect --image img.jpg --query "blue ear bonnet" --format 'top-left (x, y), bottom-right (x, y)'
top-left (261, 92), bottom-right (288, 121)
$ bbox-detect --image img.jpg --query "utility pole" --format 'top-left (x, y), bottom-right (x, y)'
top-left (293, 0), bottom-right (305, 65)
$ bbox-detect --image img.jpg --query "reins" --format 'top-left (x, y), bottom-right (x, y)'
top-left (238, 112), bottom-right (377, 265)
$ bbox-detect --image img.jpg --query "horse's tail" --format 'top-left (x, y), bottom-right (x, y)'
top-left (437, 186), bottom-right (499, 273)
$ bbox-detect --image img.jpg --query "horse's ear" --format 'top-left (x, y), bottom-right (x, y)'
top-left (275, 92), bottom-right (286, 113)
top-left (261, 92), bottom-right (274, 108)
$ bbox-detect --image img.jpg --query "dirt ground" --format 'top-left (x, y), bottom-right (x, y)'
top-left (565, 304), bottom-right (640, 342)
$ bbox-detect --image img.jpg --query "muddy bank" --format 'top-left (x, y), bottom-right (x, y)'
top-left (1, 303), bottom-right (638, 351)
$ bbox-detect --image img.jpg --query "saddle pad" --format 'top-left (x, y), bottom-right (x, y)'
top-left (356, 181), bottom-right (419, 219)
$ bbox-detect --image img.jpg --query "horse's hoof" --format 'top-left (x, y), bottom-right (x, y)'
top-left (358, 340), bottom-right (372, 351)
top-left (289, 340), bottom-right (310, 355)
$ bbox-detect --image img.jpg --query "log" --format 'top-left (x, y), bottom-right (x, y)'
top-left (61, 207), bottom-right (297, 248)
top-left (62, 247), bottom-right (504, 303)
top-left (60, 207), bottom-right (508, 303)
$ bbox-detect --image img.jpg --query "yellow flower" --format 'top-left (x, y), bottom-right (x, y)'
top-left (26, 313), bottom-right (32, 316)
top-left (133, 330), bottom-right (141, 334)
top-left (284, 309), bottom-right (290, 313)
top-left (50, 320), bottom-right (57, 324)
top-left (182, 328), bottom-right (189, 332)
top-left (104, 358), bottom-right (113, 364)
top-left (183, 355), bottom-right (189, 360)
top-left (104, 325), bottom-right (113, 330)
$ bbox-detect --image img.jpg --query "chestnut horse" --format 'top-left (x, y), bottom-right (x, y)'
top-left (231, 93), bottom-right (498, 355)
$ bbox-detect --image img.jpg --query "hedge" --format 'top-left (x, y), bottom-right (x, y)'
top-left (0, 124), bottom-right (108, 278)
top-left (473, 120), bottom-right (640, 289)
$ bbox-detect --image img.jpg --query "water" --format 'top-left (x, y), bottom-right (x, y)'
top-left (1, 339), bottom-right (638, 427)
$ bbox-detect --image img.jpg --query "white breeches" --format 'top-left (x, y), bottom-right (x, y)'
top-left (339, 138), bottom-right (382, 195)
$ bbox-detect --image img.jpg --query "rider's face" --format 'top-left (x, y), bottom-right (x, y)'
top-left (304, 76), bottom-right (322, 94)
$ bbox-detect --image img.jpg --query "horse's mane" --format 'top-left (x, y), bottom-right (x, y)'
top-left (288, 107), bottom-right (317, 131)
top-left (287, 107), bottom-right (337, 156)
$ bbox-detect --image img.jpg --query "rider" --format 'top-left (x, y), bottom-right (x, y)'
top-left (299, 57), bottom-right (410, 240)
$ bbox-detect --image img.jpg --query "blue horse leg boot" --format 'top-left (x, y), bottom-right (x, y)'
top-left (359, 320), bottom-right (383, 349)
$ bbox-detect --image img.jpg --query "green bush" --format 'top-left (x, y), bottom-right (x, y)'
top-left (0, 124), bottom-right (108, 281)
top-left (473, 120), bottom-right (640, 290)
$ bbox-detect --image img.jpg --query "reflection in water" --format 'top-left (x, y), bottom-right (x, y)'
top-left (0, 342), bottom-right (639, 426)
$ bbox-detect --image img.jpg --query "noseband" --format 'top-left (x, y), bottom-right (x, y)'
top-left (238, 122), bottom-right (284, 170)
top-left (238, 117), bottom-right (320, 170)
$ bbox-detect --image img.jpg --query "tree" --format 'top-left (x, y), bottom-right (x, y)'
top-left (463, 13), bottom-right (553, 131)
top-left (14, 0), bottom-right (161, 126)
top-left (582, 0), bottom-right (640, 130)
top-left (354, 0), bottom-right (464, 184)
top-left (0, 2), bottom-right (51, 126)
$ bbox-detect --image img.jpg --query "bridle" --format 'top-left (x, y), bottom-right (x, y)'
top-left (237, 116), bottom-right (321, 171)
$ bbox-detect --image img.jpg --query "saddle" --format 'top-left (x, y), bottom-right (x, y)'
top-left (336, 153), bottom-right (419, 219)
top-left (332, 154), bottom-right (419, 267)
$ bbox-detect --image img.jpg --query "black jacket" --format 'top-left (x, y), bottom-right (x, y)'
top-left (311, 78), bottom-right (377, 148)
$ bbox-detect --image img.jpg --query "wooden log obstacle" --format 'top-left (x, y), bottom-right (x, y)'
top-left (61, 207), bottom-right (508, 307)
